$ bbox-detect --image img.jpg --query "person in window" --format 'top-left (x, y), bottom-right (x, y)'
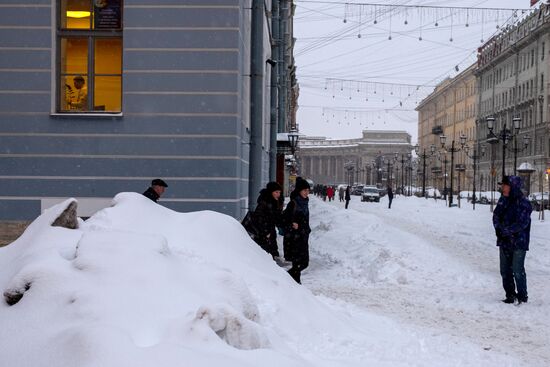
top-left (66, 75), bottom-right (88, 111)
top-left (142, 179), bottom-right (168, 203)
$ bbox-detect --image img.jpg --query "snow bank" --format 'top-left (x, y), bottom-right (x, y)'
top-left (0, 193), bottom-right (431, 367)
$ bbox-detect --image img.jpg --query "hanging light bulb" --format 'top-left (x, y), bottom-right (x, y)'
top-left (450, 37), bottom-right (453, 42)
top-left (435, 22), bottom-right (439, 27)
top-left (358, 34), bottom-right (362, 38)
top-left (404, 20), bottom-right (408, 25)
top-left (388, 35), bottom-right (392, 40)
top-left (419, 36), bottom-right (423, 41)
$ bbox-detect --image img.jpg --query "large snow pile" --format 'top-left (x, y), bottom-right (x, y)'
top-left (0, 193), bottom-right (536, 366)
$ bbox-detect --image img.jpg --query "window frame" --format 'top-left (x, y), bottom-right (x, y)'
top-left (55, 0), bottom-right (123, 115)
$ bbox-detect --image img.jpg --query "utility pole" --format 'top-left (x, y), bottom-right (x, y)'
top-left (248, 0), bottom-right (265, 211)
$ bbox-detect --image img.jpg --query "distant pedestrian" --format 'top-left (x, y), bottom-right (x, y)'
top-left (142, 178), bottom-right (168, 203)
top-left (327, 186), bottom-right (334, 202)
top-left (492, 176), bottom-right (532, 304)
top-left (322, 186), bottom-right (328, 201)
top-left (282, 177), bottom-right (311, 284)
top-left (387, 186), bottom-right (394, 209)
top-left (246, 182), bottom-right (283, 259)
top-left (345, 186), bottom-right (351, 209)
top-left (339, 186), bottom-right (345, 202)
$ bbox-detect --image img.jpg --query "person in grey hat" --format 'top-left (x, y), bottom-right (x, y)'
top-left (142, 179), bottom-right (168, 203)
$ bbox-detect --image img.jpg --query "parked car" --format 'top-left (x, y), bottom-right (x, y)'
top-left (377, 187), bottom-right (387, 197)
top-left (352, 184), bottom-right (364, 196)
top-left (361, 187), bottom-right (380, 202)
top-left (529, 192), bottom-right (549, 211)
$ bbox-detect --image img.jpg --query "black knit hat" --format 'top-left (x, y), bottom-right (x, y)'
top-left (294, 177), bottom-right (310, 192)
top-left (266, 181), bottom-right (282, 193)
top-left (497, 176), bottom-right (511, 186)
top-left (151, 178), bottom-right (168, 187)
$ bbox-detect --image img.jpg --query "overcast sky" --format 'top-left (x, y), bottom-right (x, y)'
top-left (294, 0), bottom-right (538, 143)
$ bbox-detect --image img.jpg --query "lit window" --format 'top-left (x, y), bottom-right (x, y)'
top-left (58, 0), bottom-right (122, 113)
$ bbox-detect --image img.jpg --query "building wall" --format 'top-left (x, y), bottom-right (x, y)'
top-left (298, 130), bottom-right (412, 186)
top-left (477, 6), bottom-right (550, 193)
top-left (0, 0), bottom-right (275, 223)
top-left (416, 65), bottom-right (478, 193)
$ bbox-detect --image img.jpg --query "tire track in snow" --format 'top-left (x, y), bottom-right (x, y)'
top-left (305, 197), bottom-right (550, 367)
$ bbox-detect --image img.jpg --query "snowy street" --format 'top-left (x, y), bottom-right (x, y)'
top-left (303, 195), bottom-right (550, 366)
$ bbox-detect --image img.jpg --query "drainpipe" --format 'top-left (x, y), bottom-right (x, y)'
top-left (269, 0), bottom-right (280, 181)
top-left (249, 0), bottom-right (265, 211)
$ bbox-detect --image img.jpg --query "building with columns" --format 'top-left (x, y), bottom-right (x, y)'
top-left (476, 4), bottom-right (550, 194)
top-left (416, 63), bottom-right (478, 195)
top-left (298, 130), bottom-right (413, 186)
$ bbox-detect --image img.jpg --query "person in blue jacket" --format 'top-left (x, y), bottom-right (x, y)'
top-left (492, 175), bottom-right (532, 304)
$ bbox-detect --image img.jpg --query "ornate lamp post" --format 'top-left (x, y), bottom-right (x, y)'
top-left (414, 144), bottom-right (436, 197)
top-left (440, 134), bottom-right (467, 207)
top-left (463, 143), bottom-right (486, 210)
top-left (510, 134), bottom-right (531, 175)
top-left (486, 115), bottom-right (521, 180)
top-left (288, 128), bottom-right (299, 155)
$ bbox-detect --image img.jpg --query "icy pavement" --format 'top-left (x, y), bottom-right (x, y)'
top-left (302, 195), bottom-right (550, 367)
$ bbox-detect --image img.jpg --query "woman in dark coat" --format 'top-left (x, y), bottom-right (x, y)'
top-left (252, 182), bottom-right (283, 258)
top-left (345, 186), bottom-right (351, 209)
top-left (283, 177), bottom-right (311, 284)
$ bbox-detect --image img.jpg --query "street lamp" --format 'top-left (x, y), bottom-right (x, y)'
top-left (463, 143), bottom-right (486, 210)
top-left (414, 143), bottom-right (436, 197)
top-left (407, 152), bottom-right (412, 196)
top-left (486, 115), bottom-right (522, 180)
top-left (288, 128), bottom-right (299, 155)
top-left (439, 134), bottom-right (467, 207)
top-left (509, 134), bottom-right (531, 175)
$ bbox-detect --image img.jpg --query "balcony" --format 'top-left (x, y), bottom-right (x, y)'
top-left (432, 125), bottom-right (443, 135)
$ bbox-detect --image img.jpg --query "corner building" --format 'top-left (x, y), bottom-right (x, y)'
top-left (0, 0), bottom-right (277, 229)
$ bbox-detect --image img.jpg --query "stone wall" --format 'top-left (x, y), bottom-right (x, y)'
top-left (0, 221), bottom-right (30, 247)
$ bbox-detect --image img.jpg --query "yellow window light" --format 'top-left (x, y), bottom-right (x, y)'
top-left (67, 11), bottom-right (91, 18)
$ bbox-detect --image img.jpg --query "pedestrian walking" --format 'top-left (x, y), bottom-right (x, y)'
top-left (282, 177), bottom-right (311, 284)
top-left (345, 186), bottom-right (351, 209)
top-left (322, 185), bottom-right (327, 201)
top-left (339, 185), bottom-right (345, 202)
top-left (327, 186), bottom-right (334, 202)
top-left (244, 182), bottom-right (283, 259)
top-left (492, 176), bottom-right (532, 304)
top-left (387, 186), bottom-right (394, 209)
top-left (142, 178), bottom-right (168, 203)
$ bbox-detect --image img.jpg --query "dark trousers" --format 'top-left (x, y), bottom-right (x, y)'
top-left (499, 247), bottom-right (527, 301)
top-left (345, 200), bottom-right (350, 209)
top-left (288, 262), bottom-right (308, 284)
top-left (388, 197), bottom-right (393, 208)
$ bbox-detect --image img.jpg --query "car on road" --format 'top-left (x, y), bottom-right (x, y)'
top-left (352, 185), bottom-right (364, 196)
top-left (361, 186), bottom-right (380, 202)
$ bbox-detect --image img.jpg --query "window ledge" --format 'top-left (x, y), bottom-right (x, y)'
top-left (50, 113), bottom-right (123, 119)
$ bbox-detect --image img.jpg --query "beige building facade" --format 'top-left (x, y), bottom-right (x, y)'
top-left (416, 64), bottom-right (478, 194)
top-left (298, 130), bottom-right (413, 187)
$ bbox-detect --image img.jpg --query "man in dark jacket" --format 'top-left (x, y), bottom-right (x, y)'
top-left (492, 175), bottom-right (532, 304)
top-left (250, 182), bottom-right (283, 258)
top-left (344, 186), bottom-right (351, 209)
top-left (142, 179), bottom-right (168, 203)
top-left (387, 186), bottom-right (394, 209)
top-left (283, 177), bottom-right (311, 284)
